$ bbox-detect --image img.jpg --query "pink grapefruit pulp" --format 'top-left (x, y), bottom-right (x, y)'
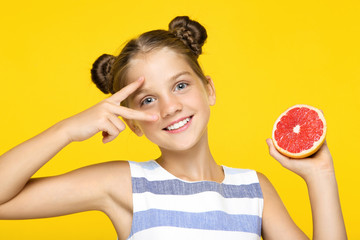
top-left (272, 104), bottom-right (327, 159)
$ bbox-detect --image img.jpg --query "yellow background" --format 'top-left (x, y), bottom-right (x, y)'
top-left (0, 0), bottom-right (359, 239)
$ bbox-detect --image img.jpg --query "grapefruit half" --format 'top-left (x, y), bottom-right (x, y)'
top-left (272, 104), bottom-right (327, 159)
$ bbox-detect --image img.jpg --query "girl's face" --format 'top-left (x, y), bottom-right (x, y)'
top-left (124, 47), bottom-right (216, 151)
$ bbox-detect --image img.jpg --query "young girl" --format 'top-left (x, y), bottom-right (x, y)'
top-left (0, 16), bottom-right (346, 240)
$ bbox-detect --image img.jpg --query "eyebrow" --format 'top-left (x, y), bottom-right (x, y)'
top-left (131, 71), bottom-right (192, 99)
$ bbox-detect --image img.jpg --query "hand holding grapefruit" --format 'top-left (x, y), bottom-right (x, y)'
top-left (272, 104), bottom-right (327, 159)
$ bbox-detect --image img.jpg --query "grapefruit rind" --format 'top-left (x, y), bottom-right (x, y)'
top-left (271, 104), bottom-right (327, 159)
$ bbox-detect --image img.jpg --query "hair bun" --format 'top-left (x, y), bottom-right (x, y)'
top-left (90, 54), bottom-right (116, 94)
top-left (169, 16), bottom-right (207, 57)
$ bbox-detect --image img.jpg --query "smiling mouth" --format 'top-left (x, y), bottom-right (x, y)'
top-left (163, 115), bottom-right (193, 131)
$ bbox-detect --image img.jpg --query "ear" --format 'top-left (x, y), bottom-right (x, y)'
top-left (123, 118), bottom-right (144, 137)
top-left (205, 75), bottom-right (216, 106)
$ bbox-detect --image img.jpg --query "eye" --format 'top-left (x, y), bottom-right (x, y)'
top-left (140, 97), bottom-right (155, 106)
top-left (175, 82), bottom-right (188, 91)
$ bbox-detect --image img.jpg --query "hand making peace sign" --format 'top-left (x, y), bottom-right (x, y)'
top-left (60, 77), bottom-right (157, 144)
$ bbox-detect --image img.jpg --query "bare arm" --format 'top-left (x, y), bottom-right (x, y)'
top-left (264, 139), bottom-right (347, 240)
top-left (0, 122), bottom-right (70, 205)
top-left (0, 76), bottom-right (155, 218)
top-left (258, 172), bottom-right (309, 240)
top-left (0, 161), bottom-right (131, 219)
top-left (305, 161), bottom-right (345, 240)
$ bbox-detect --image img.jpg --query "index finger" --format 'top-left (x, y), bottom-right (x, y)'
top-left (108, 76), bottom-right (145, 105)
top-left (114, 105), bottom-right (158, 121)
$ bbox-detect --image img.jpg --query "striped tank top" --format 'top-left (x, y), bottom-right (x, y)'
top-left (127, 160), bottom-right (263, 240)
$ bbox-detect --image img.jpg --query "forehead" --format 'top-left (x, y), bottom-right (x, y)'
top-left (125, 48), bottom-right (195, 84)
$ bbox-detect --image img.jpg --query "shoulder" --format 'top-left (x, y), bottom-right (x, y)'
top-left (254, 175), bottom-right (309, 239)
top-left (81, 160), bottom-right (132, 212)
top-left (97, 160), bottom-right (132, 193)
top-left (255, 172), bottom-right (286, 221)
top-left (255, 171), bottom-right (278, 197)
top-left (81, 160), bottom-right (131, 186)
top-left (78, 160), bottom-right (132, 195)
top-left (256, 172), bottom-right (271, 187)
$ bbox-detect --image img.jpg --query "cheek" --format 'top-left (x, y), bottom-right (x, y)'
top-left (188, 89), bottom-right (210, 108)
top-left (137, 118), bottom-right (158, 133)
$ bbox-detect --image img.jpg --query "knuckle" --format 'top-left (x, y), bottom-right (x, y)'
top-left (98, 115), bottom-right (109, 125)
top-left (113, 128), bottom-right (120, 136)
top-left (101, 101), bottom-right (112, 109)
top-left (124, 109), bottom-right (135, 118)
top-left (118, 123), bottom-right (126, 131)
top-left (118, 126), bottom-right (125, 133)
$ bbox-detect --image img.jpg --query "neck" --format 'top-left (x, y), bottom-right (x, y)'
top-left (156, 130), bottom-right (224, 183)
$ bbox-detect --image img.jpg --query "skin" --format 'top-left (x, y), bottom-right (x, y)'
top-left (0, 47), bottom-right (346, 240)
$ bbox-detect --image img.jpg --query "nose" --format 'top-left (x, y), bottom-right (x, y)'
top-left (160, 95), bottom-right (183, 118)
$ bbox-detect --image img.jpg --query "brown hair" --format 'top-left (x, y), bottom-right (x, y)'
top-left (90, 16), bottom-right (208, 106)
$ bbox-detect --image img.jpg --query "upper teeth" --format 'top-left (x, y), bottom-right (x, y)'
top-left (167, 117), bottom-right (191, 130)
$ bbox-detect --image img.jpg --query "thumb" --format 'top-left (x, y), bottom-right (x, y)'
top-left (266, 138), bottom-right (272, 149)
top-left (265, 138), bottom-right (291, 167)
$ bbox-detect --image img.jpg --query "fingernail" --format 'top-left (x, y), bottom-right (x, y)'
top-left (152, 115), bottom-right (158, 120)
top-left (138, 76), bottom-right (145, 82)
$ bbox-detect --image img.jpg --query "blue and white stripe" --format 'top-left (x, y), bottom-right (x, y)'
top-left (127, 160), bottom-right (263, 240)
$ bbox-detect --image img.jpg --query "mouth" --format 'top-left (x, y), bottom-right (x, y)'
top-left (163, 115), bottom-right (193, 132)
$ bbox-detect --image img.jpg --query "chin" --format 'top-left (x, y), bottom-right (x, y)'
top-left (166, 143), bottom-right (195, 152)
top-left (157, 135), bottom-right (203, 153)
